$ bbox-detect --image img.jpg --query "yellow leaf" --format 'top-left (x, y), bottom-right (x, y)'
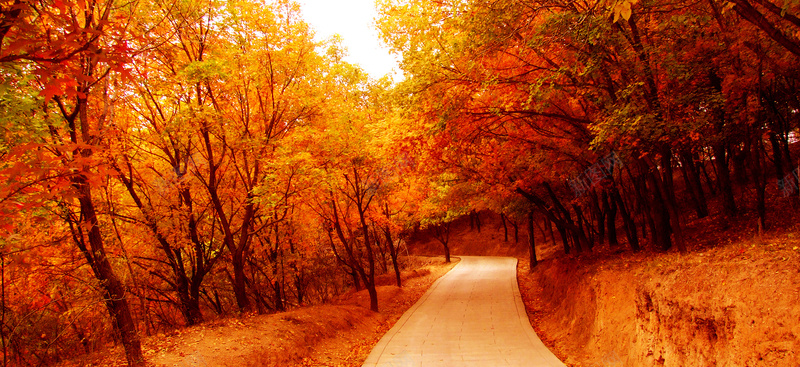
top-left (620, 2), bottom-right (632, 21)
top-left (611, 0), bottom-right (634, 22)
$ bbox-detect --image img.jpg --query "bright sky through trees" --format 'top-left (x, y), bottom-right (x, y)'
top-left (297, 0), bottom-right (400, 79)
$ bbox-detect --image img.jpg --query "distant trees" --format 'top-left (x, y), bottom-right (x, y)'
top-left (378, 0), bottom-right (799, 260)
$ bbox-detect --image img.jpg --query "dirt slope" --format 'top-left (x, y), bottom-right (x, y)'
top-left (519, 238), bottom-right (800, 367)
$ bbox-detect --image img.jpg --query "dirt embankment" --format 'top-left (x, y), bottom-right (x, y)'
top-left (519, 237), bottom-right (800, 367)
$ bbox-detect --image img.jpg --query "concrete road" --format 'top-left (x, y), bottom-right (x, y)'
top-left (362, 256), bottom-right (566, 367)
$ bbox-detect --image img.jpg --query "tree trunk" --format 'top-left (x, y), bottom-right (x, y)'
top-left (654, 172), bottom-right (686, 253)
top-left (658, 151), bottom-right (687, 254)
top-left (713, 142), bottom-right (738, 216)
top-left (774, 129), bottom-right (799, 197)
top-left (202, 289), bottom-right (224, 315)
top-left (781, 142), bottom-right (798, 197)
top-left (69, 91), bottom-right (144, 365)
top-left (527, 211), bottom-right (537, 270)
top-left (641, 160), bottom-right (672, 251)
top-left (511, 220), bottom-right (520, 244)
top-left (385, 228), bottom-right (402, 288)
top-left (359, 222), bottom-right (378, 312)
top-left (373, 225), bottom-right (389, 273)
top-left (500, 213), bottom-right (509, 242)
top-left (350, 270), bottom-right (362, 291)
top-left (75, 185), bottom-right (144, 366)
top-left (573, 204), bottom-right (593, 250)
top-left (591, 190), bottom-right (606, 245)
top-left (679, 150), bottom-right (709, 218)
top-left (118, 171), bottom-right (212, 326)
top-left (433, 223), bottom-right (452, 263)
top-left (603, 189), bottom-right (619, 247)
top-left (732, 144), bottom-right (749, 185)
top-left (699, 153), bottom-right (718, 197)
top-left (470, 210), bottom-right (482, 232)
top-left (660, 147), bottom-right (677, 209)
top-left (295, 272), bottom-right (306, 305)
top-left (769, 132), bottom-right (786, 183)
top-left (273, 280), bottom-right (284, 311)
top-left (348, 166), bottom-right (379, 314)
top-left (751, 135), bottom-right (768, 232)
top-left (556, 223), bottom-right (571, 254)
top-left (728, 0), bottom-right (800, 57)
top-left (544, 183), bottom-right (584, 252)
top-left (700, 152), bottom-right (717, 196)
top-left (611, 186), bottom-right (640, 251)
top-left (231, 250), bottom-right (250, 312)
top-left (628, 171), bottom-right (651, 242)
top-left (365, 276), bottom-right (379, 312)
top-left (177, 283), bottom-right (203, 326)
top-left (201, 124), bottom-right (256, 313)
top-left (515, 187), bottom-right (571, 254)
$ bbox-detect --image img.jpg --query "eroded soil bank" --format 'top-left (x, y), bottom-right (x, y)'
top-left (519, 236), bottom-right (800, 367)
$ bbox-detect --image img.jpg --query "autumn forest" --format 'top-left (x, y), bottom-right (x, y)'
top-left (0, 0), bottom-right (799, 365)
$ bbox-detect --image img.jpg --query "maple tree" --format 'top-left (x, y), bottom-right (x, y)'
top-left (109, 0), bottom-right (229, 325)
top-left (311, 72), bottom-right (387, 312)
top-left (0, 0), bottom-right (146, 364)
top-left (365, 98), bottom-right (419, 288)
top-left (198, 0), bottom-right (329, 313)
top-left (113, 0), bottom-right (338, 318)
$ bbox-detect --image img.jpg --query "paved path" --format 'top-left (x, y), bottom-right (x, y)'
top-left (362, 256), bottom-right (566, 367)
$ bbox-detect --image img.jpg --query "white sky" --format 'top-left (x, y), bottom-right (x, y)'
top-left (296, 0), bottom-right (401, 80)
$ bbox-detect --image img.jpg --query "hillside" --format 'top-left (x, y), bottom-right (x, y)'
top-left (408, 210), bottom-right (800, 366)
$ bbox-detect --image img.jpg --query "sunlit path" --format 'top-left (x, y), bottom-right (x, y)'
top-left (362, 256), bottom-right (566, 367)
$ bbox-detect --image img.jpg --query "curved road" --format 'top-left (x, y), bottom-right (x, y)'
top-left (363, 256), bottom-right (566, 367)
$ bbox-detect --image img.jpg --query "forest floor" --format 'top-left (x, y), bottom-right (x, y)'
top-left (58, 256), bottom-right (458, 367)
top-left (411, 207), bottom-right (800, 366)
